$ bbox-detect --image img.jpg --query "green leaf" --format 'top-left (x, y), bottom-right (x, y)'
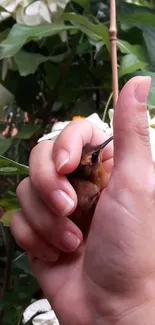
top-left (0, 17), bottom-right (110, 60)
top-left (0, 209), bottom-right (20, 226)
top-left (117, 39), bottom-right (147, 62)
top-left (0, 198), bottom-right (19, 210)
top-left (0, 155), bottom-right (29, 175)
top-left (0, 138), bottom-right (13, 155)
top-left (44, 62), bottom-right (61, 90)
top-left (143, 27), bottom-right (155, 68)
top-left (14, 51), bottom-right (51, 76)
top-left (0, 6), bottom-right (8, 12)
top-left (120, 13), bottom-right (155, 67)
top-left (0, 84), bottom-right (14, 109)
top-left (0, 29), bottom-right (9, 42)
top-left (0, 187), bottom-right (19, 214)
top-left (0, 23), bottom-right (74, 59)
top-left (77, 39), bottom-right (92, 55)
top-left (120, 12), bottom-right (155, 29)
top-left (119, 54), bottom-right (147, 77)
top-left (14, 50), bottom-right (69, 76)
top-left (63, 13), bottom-right (110, 51)
top-left (1, 276), bottom-right (38, 308)
top-left (16, 124), bottom-right (41, 139)
top-left (13, 252), bottom-right (33, 276)
top-left (118, 38), bottom-right (148, 78)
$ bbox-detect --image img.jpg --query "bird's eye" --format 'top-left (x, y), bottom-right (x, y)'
top-left (91, 151), bottom-right (99, 164)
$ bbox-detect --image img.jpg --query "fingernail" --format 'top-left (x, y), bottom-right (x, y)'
top-left (56, 149), bottom-right (70, 172)
top-left (135, 76), bottom-right (151, 103)
top-left (61, 231), bottom-right (81, 251)
top-left (51, 190), bottom-right (74, 216)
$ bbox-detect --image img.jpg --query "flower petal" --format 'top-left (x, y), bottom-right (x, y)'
top-left (23, 299), bottom-right (51, 324)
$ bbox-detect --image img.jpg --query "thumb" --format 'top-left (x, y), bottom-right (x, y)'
top-left (113, 76), bottom-right (153, 179)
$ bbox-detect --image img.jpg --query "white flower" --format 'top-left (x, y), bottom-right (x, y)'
top-left (47, 0), bottom-right (57, 13)
top-left (1, 0), bottom-right (70, 42)
top-left (147, 111), bottom-right (155, 163)
top-left (16, 1), bottom-right (52, 25)
top-left (26, 1), bottom-right (51, 22)
top-left (1, 0), bottom-right (70, 25)
top-left (55, 0), bottom-right (70, 9)
top-left (0, 0), bottom-right (21, 20)
top-left (0, 11), bottom-right (11, 22)
top-left (1, 0), bottom-right (19, 13)
top-left (32, 311), bottom-right (59, 325)
top-left (23, 299), bottom-right (59, 325)
top-left (1, 0), bottom-right (29, 12)
top-left (19, 0), bottom-right (52, 24)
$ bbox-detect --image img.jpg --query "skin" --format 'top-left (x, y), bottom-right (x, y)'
top-left (10, 76), bottom-right (155, 325)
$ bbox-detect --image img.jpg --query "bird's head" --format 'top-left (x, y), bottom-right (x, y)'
top-left (71, 136), bottom-right (113, 181)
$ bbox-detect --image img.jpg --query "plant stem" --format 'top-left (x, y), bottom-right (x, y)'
top-left (109, 0), bottom-right (119, 108)
top-left (102, 92), bottom-right (113, 121)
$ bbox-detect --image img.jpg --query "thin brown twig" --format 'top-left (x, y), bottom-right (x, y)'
top-left (109, 0), bottom-right (119, 108)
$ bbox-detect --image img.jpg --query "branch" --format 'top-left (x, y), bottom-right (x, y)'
top-left (109, 0), bottom-right (119, 108)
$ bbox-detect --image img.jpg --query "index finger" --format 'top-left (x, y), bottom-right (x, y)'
top-left (53, 119), bottom-right (113, 174)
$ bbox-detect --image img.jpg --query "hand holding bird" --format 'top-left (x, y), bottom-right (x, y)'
top-left (10, 77), bottom-right (155, 325)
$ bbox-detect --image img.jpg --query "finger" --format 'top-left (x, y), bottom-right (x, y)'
top-left (10, 211), bottom-right (60, 262)
top-left (16, 178), bottom-right (83, 252)
top-left (102, 157), bottom-right (114, 181)
top-left (52, 119), bottom-right (113, 174)
top-left (114, 76), bottom-right (153, 175)
top-left (29, 141), bottom-right (77, 217)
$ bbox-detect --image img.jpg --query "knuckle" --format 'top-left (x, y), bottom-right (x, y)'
top-left (15, 230), bottom-right (29, 249)
top-left (30, 165), bottom-right (51, 195)
top-left (29, 142), bottom-right (41, 163)
top-left (10, 212), bottom-right (18, 231)
top-left (53, 119), bottom-right (92, 158)
top-left (10, 214), bottom-right (33, 250)
top-left (133, 119), bottom-right (150, 145)
top-left (29, 143), bottom-right (52, 194)
top-left (29, 143), bottom-right (43, 178)
top-left (16, 177), bottom-right (29, 199)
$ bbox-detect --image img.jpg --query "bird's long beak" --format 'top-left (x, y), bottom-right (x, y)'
top-left (95, 135), bottom-right (113, 152)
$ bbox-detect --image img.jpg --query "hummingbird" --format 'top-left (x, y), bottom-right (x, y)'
top-left (67, 136), bottom-right (113, 235)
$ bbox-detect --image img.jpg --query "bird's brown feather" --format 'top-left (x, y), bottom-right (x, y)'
top-left (66, 136), bottom-right (113, 235)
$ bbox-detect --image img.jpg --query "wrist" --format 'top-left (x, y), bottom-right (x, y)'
top-left (87, 278), bottom-right (155, 325)
top-left (94, 300), bottom-right (155, 325)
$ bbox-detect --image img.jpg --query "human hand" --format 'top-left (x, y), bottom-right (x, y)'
top-left (10, 76), bottom-right (155, 325)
